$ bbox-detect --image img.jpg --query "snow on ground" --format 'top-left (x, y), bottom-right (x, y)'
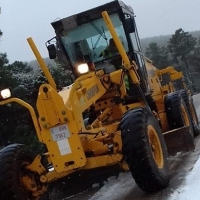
top-left (87, 94), bottom-right (200, 200)
top-left (89, 172), bottom-right (134, 200)
top-left (169, 157), bottom-right (200, 200)
top-left (169, 95), bottom-right (200, 200)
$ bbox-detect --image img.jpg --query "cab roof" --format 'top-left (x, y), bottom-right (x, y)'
top-left (51, 0), bottom-right (134, 33)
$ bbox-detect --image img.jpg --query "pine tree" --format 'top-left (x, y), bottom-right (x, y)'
top-left (145, 42), bottom-right (171, 69)
top-left (168, 28), bottom-right (197, 92)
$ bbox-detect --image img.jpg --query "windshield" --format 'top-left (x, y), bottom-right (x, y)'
top-left (61, 13), bottom-right (129, 66)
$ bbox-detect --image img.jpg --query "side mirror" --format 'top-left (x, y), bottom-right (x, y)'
top-left (124, 17), bottom-right (135, 33)
top-left (47, 44), bottom-right (57, 59)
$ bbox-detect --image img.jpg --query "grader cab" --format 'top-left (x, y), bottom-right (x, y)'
top-left (0, 1), bottom-right (199, 199)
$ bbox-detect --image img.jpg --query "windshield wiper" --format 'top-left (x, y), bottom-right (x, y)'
top-left (90, 21), bottom-right (108, 56)
top-left (90, 21), bottom-right (107, 40)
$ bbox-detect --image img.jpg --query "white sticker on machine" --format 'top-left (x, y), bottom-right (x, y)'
top-left (50, 124), bottom-right (70, 141)
top-left (57, 139), bottom-right (72, 155)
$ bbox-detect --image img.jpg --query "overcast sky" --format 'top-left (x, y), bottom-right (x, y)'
top-left (1, 0), bottom-right (200, 63)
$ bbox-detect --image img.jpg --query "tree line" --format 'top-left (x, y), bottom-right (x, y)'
top-left (144, 28), bottom-right (200, 92)
top-left (0, 28), bottom-right (200, 149)
top-left (0, 30), bottom-right (71, 150)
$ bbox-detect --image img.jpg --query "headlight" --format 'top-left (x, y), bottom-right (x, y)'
top-left (77, 63), bottom-right (89, 74)
top-left (1, 88), bottom-right (11, 99)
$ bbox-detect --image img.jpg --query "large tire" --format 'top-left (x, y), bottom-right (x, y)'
top-left (119, 107), bottom-right (169, 192)
top-left (0, 144), bottom-right (49, 200)
top-left (165, 92), bottom-right (194, 137)
top-left (179, 89), bottom-right (200, 136)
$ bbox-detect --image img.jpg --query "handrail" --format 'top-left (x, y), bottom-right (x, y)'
top-left (0, 98), bottom-right (42, 142)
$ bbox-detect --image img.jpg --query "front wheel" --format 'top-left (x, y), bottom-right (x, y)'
top-left (119, 107), bottom-right (169, 192)
top-left (0, 144), bottom-right (48, 200)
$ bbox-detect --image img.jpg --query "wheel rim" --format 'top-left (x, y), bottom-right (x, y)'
top-left (148, 125), bottom-right (164, 169)
top-left (19, 161), bottom-right (39, 200)
top-left (181, 104), bottom-right (190, 126)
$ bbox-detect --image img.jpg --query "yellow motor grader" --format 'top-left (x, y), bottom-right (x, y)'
top-left (0, 1), bottom-right (199, 199)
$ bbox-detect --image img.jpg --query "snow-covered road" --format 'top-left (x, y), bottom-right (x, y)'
top-left (169, 94), bottom-right (200, 200)
top-left (88, 94), bottom-right (200, 200)
top-left (60, 94), bottom-right (200, 200)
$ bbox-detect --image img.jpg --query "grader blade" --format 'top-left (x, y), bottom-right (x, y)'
top-left (163, 126), bottom-right (195, 156)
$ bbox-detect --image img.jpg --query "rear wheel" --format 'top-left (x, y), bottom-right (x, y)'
top-left (120, 107), bottom-right (169, 192)
top-left (0, 144), bottom-right (48, 200)
top-left (179, 89), bottom-right (200, 136)
top-left (165, 92), bottom-right (194, 137)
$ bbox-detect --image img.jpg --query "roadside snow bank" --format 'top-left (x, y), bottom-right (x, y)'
top-left (169, 93), bottom-right (200, 200)
top-left (169, 156), bottom-right (200, 200)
